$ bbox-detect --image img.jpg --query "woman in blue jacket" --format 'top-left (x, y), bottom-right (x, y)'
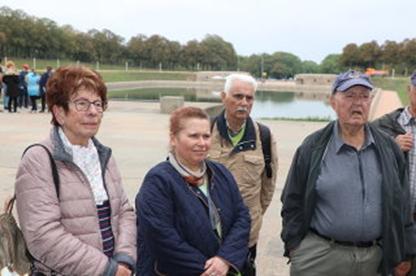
top-left (136, 107), bottom-right (250, 276)
top-left (26, 69), bottom-right (40, 112)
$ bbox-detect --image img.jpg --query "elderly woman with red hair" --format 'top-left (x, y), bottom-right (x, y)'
top-left (15, 65), bottom-right (136, 276)
top-left (136, 106), bottom-right (251, 276)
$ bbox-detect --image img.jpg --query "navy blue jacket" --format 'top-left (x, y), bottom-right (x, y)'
top-left (136, 160), bottom-right (250, 275)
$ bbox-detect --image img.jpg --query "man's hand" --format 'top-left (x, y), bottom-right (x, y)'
top-left (115, 264), bottom-right (131, 276)
top-left (395, 133), bottom-right (413, 152)
top-left (200, 256), bottom-right (229, 276)
top-left (394, 261), bottom-right (411, 276)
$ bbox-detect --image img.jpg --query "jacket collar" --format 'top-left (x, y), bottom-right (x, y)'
top-left (216, 110), bottom-right (257, 153)
top-left (333, 121), bottom-right (375, 153)
top-left (50, 126), bottom-right (112, 170)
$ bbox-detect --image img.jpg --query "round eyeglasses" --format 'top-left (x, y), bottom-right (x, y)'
top-left (70, 99), bottom-right (105, 112)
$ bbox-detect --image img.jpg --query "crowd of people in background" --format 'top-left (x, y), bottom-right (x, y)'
top-left (0, 59), bottom-right (53, 113)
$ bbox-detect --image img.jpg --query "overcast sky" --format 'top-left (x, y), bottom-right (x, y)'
top-left (2, 0), bottom-right (415, 63)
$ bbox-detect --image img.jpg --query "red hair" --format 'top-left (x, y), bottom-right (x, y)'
top-left (170, 107), bottom-right (210, 135)
top-left (46, 65), bottom-right (107, 126)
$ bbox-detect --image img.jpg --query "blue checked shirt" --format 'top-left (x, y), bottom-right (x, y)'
top-left (398, 108), bottom-right (416, 212)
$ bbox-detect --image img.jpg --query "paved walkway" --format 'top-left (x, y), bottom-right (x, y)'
top-left (0, 100), bottom-right (331, 276)
top-left (369, 89), bottom-right (403, 120)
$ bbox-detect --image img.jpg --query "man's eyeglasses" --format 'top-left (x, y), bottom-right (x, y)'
top-left (70, 99), bottom-right (105, 112)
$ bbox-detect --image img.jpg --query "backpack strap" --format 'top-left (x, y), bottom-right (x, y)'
top-left (210, 116), bottom-right (217, 133)
top-left (257, 122), bottom-right (273, 178)
top-left (211, 116), bottom-right (273, 178)
top-left (21, 143), bottom-right (60, 198)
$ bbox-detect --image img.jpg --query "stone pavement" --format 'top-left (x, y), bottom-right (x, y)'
top-left (369, 89), bottom-right (403, 120)
top-left (0, 100), bottom-right (328, 276)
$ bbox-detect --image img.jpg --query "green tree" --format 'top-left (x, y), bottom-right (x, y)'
top-left (340, 43), bottom-right (359, 68)
top-left (319, 54), bottom-right (343, 73)
top-left (269, 52), bottom-right (302, 79)
top-left (301, 60), bottom-right (319, 73)
top-left (238, 54), bottom-right (262, 77)
top-left (181, 40), bottom-right (206, 70)
top-left (200, 34), bottom-right (237, 70)
top-left (127, 34), bottom-right (147, 67)
top-left (400, 39), bottom-right (416, 73)
top-left (381, 40), bottom-right (400, 67)
top-left (142, 34), bottom-right (171, 68)
top-left (357, 41), bottom-right (381, 68)
top-left (73, 32), bottom-right (96, 62)
top-left (88, 29), bottom-right (124, 64)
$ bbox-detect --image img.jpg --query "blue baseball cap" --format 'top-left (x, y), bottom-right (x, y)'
top-left (332, 70), bottom-right (373, 94)
top-left (411, 71), bottom-right (416, 86)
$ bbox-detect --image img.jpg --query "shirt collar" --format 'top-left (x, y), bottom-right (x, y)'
top-left (399, 107), bottom-right (415, 126)
top-left (333, 121), bottom-right (375, 153)
top-left (224, 111), bottom-right (246, 136)
top-left (216, 110), bottom-right (257, 149)
top-left (58, 127), bottom-right (94, 155)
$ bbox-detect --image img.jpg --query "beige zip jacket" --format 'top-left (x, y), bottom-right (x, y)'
top-left (209, 114), bottom-right (278, 247)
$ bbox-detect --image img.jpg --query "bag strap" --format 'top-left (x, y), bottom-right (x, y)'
top-left (5, 195), bottom-right (16, 214)
top-left (21, 143), bottom-right (60, 198)
top-left (210, 116), bottom-right (217, 133)
top-left (257, 122), bottom-right (273, 178)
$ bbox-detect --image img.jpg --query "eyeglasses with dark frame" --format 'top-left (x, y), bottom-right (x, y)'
top-left (70, 99), bottom-right (105, 112)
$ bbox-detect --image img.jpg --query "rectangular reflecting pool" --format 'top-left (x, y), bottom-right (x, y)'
top-left (108, 88), bottom-right (336, 120)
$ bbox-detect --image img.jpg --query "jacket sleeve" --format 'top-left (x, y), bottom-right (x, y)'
top-left (136, 173), bottom-right (207, 274)
top-left (260, 132), bottom-right (278, 213)
top-left (108, 157), bottom-right (137, 271)
top-left (280, 145), bottom-right (308, 257)
top-left (216, 168), bottom-right (250, 270)
top-left (395, 141), bottom-right (416, 258)
top-left (15, 148), bottom-right (112, 276)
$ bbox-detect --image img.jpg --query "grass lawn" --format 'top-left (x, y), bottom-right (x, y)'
top-left (101, 71), bottom-right (195, 82)
top-left (372, 76), bottom-right (409, 105)
top-left (4, 58), bottom-right (196, 82)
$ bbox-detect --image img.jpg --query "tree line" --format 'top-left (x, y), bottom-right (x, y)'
top-left (1, 6), bottom-right (415, 78)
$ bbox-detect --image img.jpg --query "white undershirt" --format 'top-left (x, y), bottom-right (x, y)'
top-left (58, 128), bottom-right (108, 204)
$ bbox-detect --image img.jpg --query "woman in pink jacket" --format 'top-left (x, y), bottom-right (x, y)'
top-left (15, 66), bottom-right (136, 276)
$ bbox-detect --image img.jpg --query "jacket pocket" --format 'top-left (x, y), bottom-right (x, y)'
top-left (241, 155), bottom-right (264, 185)
top-left (154, 260), bottom-right (168, 276)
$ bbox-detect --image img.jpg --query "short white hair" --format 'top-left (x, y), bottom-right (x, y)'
top-left (224, 74), bottom-right (257, 94)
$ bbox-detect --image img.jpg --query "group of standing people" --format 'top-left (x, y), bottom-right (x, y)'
top-left (13, 66), bottom-right (277, 276)
top-left (0, 60), bottom-right (52, 113)
top-left (9, 64), bottom-right (416, 276)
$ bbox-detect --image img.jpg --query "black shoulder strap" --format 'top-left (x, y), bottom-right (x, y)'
top-left (22, 143), bottom-right (60, 198)
top-left (257, 122), bottom-right (272, 178)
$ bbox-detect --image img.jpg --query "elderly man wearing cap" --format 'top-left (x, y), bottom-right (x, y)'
top-left (281, 70), bottom-right (415, 276)
top-left (373, 71), bottom-right (416, 275)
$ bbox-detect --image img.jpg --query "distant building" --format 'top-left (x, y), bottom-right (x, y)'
top-left (195, 71), bottom-right (249, 81)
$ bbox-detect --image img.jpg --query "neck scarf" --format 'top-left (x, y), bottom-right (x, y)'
top-left (168, 152), bottom-right (206, 186)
